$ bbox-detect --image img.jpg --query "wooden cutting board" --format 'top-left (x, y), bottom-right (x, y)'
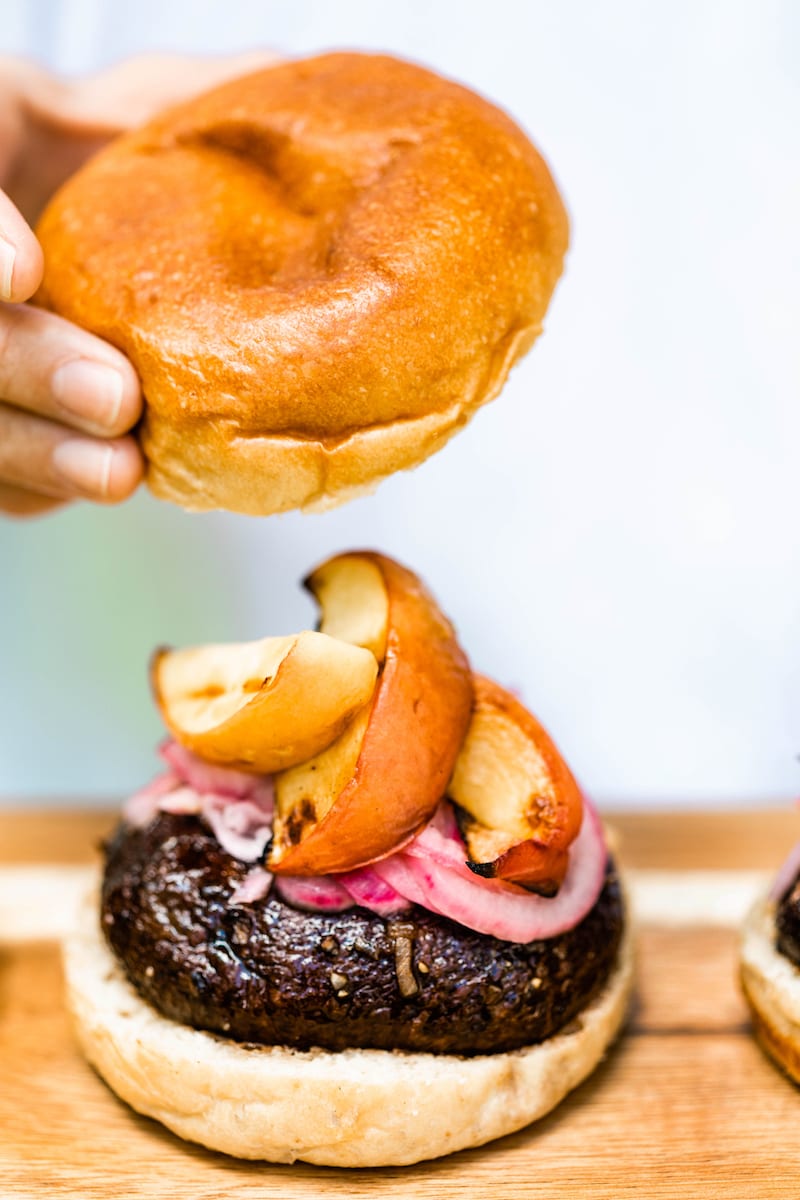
top-left (2, 807), bottom-right (799, 1199)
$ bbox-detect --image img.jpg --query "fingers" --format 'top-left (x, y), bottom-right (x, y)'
top-left (0, 188), bottom-right (43, 302)
top-left (0, 481), bottom-right (66, 518)
top-left (0, 175), bottom-right (143, 518)
top-left (0, 303), bottom-right (141, 437)
top-left (0, 304), bottom-right (145, 512)
top-left (0, 403), bottom-right (144, 505)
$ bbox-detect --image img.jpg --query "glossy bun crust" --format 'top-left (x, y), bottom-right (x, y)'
top-left (36, 53), bottom-right (568, 514)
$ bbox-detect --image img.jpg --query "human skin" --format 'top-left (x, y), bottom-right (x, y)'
top-left (0, 51), bottom-right (277, 517)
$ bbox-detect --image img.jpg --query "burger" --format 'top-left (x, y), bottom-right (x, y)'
top-left (64, 551), bottom-right (633, 1166)
top-left (740, 838), bottom-right (800, 1081)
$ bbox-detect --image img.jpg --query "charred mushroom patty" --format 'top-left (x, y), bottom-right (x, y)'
top-left (101, 814), bottom-right (624, 1055)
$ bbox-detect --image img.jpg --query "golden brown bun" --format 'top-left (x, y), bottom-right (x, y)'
top-left (63, 890), bottom-right (631, 1167)
top-left (740, 892), bottom-right (800, 1084)
top-left (36, 53), bottom-right (569, 515)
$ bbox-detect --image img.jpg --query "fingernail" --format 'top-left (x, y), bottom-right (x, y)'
top-left (52, 360), bottom-right (124, 429)
top-left (0, 236), bottom-right (15, 301)
top-left (52, 439), bottom-right (114, 497)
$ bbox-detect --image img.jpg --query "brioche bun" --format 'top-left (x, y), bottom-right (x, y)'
top-left (64, 893), bottom-right (632, 1167)
top-left (36, 53), bottom-right (568, 515)
top-left (740, 892), bottom-right (800, 1083)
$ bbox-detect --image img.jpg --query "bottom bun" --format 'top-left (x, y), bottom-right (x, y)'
top-left (63, 895), bottom-right (633, 1167)
top-left (740, 893), bottom-right (800, 1084)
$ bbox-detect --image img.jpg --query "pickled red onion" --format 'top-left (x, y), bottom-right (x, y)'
top-left (338, 867), bottom-right (411, 916)
top-left (123, 744), bottom-right (608, 941)
top-left (230, 866), bottom-right (273, 905)
top-left (158, 785), bottom-right (203, 816)
top-left (123, 771), bottom-right (181, 828)
top-left (124, 741), bottom-right (276, 863)
top-left (370, 852), bottom-right (434, 909)
top-left (770, 839), bottom-right (800, 902)
top-left (399, 800), bottom-right (607, 942)
top-left (201, 793), bottom-right (273, 863)
top-left (159, 739), bottom-right (272, 802)
top-left (274, 875), bottom-right (354, 913)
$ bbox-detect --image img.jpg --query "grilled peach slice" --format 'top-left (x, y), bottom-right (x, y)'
top-left (269, 552), bottom-right (473, 875)
top-left (152, 631), bottom-right (378, 774)
top-left (448, 675), bottom-right (583, 894)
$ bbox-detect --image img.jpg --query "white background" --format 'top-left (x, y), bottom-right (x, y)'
top-left (0, 1), bottom-right (798, 807)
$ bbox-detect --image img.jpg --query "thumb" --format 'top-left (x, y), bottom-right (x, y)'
top-left (1, 52), bottom-right (281, 225)
top-left (0, 187), bottom-right (43, 302)
top-left (24, 51), bottom-right (283, 137)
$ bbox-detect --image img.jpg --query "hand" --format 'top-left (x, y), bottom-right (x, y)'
top-left (0, 51), bottom-right (279, 517)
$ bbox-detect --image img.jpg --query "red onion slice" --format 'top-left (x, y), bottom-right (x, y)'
top-left (770, 839), bottom-right (800, 902)
top-left (123, 771), bottom-right (181, 828)
top-left (230, 866), bottom-right (273, 905)
top-left (124, 741), bottom-right (275, 863)
top-left (404, 803), bottom-right (467, 869)
top-left (123, 749), bottom-right (606, 940)
top-left (159, 739), bottom-right (271, 802)
top-left (400, 800), bottom-right (607, 943)
top-left (274, 874), bottom-right (355, 913)
top-left (158, 785), bottom-right (204, 816)
top-left (338, 866), bottom-right (411, 916)
top-left (370, 849), bottom-right (440, 910)
top-left (201, 794), bottom-right (273, 863)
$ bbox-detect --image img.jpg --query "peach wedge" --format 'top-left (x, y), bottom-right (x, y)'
top-left (269, 552), bottom-right (473, 875)
top-left (151, 631), bottom-right (378, 774)
top-left (448, 675), bottom-right (583, 894)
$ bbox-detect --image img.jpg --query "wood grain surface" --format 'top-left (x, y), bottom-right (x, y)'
top-left (1, 807), bottom-right (799, 1198)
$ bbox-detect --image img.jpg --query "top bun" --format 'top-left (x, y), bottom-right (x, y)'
top-left (36, 53), bottom-right (568, 515)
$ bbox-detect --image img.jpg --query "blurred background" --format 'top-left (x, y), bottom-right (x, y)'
top-left (1, 0), bottom-right (798, 808)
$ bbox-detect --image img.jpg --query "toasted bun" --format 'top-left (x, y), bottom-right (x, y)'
top-left (740, 892), bottom-right (800, 1083)
top-left (64, 892), bottom-right (631, 1167)
top-left (36, 53), bottom-right (568, 515)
